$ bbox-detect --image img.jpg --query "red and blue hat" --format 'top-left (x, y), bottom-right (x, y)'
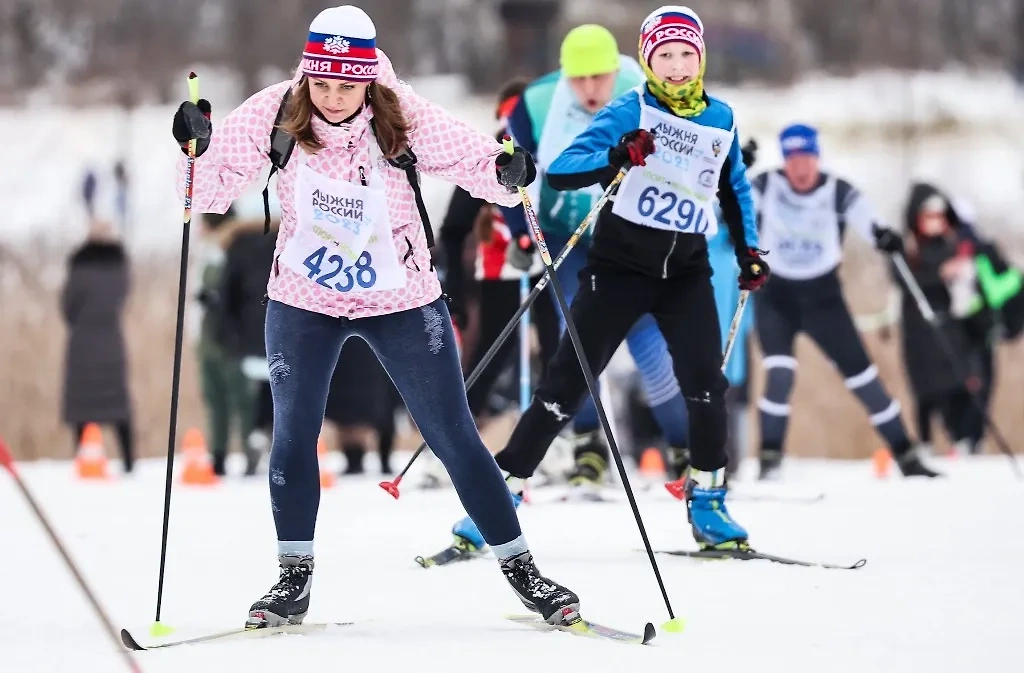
top-left (301, 6), bottom-right (379, 82)
top-left (639, 5), bottom-right (705, 66)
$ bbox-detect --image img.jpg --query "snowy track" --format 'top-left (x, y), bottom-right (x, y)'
top-left (3, 454), bottom-right (1022, 671)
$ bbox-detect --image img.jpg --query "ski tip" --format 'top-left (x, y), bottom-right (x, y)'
top-left (643, 621), bottom-right (658, 644)
top-left (852, 558), bottom-right (868, 569)
top-left (660, 616), bottom-right (684, 635)
top-left (414, 555), bottom-right (433, 569)
top-left (120, 628), bottom-right (145, 651)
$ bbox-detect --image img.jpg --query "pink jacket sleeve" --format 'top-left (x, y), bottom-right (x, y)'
top-left (374, 51), bottom-right (521, 209)
top-left (177, 81), bottom-right (292, 214)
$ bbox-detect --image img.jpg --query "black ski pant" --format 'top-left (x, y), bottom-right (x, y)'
top-left (495, 263), bottom-right (728, 478)
top-left (465, 277), bottom-right (560, 418)
top-left (917, 340), bottom-right (994, 450)
top-left (755, 279), bottom-right (912, 457)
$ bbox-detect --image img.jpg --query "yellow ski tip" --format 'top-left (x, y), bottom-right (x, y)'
top-left (661, 617), bottom-right (686, 633)
top-left (149, 621), bottom-right (175, 638)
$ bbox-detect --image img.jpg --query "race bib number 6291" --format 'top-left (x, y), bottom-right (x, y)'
top-left (302, 246), bottom-right (377, 292)
top-left (637, 185), bottom-right (708, 233)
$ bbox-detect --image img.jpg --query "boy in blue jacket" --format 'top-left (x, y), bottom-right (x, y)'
top-left (497, 24), bottom-right (690, 495)
top-left (494, 5), bottom-right (769, 550)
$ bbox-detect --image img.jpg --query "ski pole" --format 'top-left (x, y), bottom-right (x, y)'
top-left (891, 252), bottom-right (1021, 478)
top-left (151, 71), bottom-right (204, 638)
top-left (519, 272), bottom-right (531, 412)
top-left (379, 163), bottom-right (629, 498)
top-left (0, 438), bottom-right (144, 672)
top-left (501, 138), bottom-right (682, 632)
top-left (665, 288), bottom-right (752, 499)
top-left (722, 290), bottom-right (751, 372)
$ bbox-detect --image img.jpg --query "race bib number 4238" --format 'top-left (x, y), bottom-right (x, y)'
top-left (302, 246), bottom-right (378, 292)
top-left (637, 185), bottom-right (708, 233)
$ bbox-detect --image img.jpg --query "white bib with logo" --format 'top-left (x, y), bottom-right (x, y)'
top-left (611, 86), bottom-right (733, 238)
top-left (756, 172), bottom-right (843, 280)
top-left (279, 144), bottom-right (407, 294)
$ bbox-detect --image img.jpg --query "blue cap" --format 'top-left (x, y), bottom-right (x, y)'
top-left (779, 123), bottom-right (819, 157)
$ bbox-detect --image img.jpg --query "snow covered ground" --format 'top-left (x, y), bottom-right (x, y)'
top-left (3, 452), bottom-right (1022, 672)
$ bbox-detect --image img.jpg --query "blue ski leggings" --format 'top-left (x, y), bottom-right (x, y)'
top-left (549, 236), bottom-right (688, 448)
top-left (265, 298), bottom-right (523, 557)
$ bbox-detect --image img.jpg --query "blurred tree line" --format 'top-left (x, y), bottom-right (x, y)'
top-left (0, 0), bottom-right (1021, 104)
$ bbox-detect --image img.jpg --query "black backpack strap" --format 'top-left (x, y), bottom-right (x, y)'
top-left (264, 88), bottom-right (296, 234)
top-left (370, 119), bottom-right (434, 249)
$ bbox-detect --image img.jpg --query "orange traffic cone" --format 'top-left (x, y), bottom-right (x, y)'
top-left (318, 435), bottom-right (335, 489)
top-left (873, 446), bottom-right (891, 479)
top-left (75, 422), bottom-right (110, 480)
top-left (180, 427), bottom-right (218, 485)
top-left (639, 447), bottom-right (666, 477)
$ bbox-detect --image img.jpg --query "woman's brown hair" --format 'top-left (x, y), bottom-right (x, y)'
top-left (278, 76), bottom-right (412, 158)
top-left (473, 202), bottom-right (496, 245)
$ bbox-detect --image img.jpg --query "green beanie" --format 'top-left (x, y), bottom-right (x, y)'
top-left (560, 24), bottom-right (620, 78)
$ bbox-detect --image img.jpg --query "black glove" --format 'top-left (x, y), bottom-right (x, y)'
top-left (872, 224), bottom-right (904, 253)
top-left (506, 233), bottom-right (535, 272)
top-left (172, 99), bottom-right (213, 157)
top-left (741, 139), bottom-right (758, 168)
top-left (608, 129), bottom-right (656, 169)
top-left (738, 248), bottom-right (770, 291)
top-left (496, 147), bottom-right (537, 190)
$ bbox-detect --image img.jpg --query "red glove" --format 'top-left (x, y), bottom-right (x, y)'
top-left (609, 129), bottom-right (657, 168)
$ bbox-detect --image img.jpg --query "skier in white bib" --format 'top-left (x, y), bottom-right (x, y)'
top-left (171, 4), bottom-right (583, 628)
top-left (750, 123), bottom-right (940, 479)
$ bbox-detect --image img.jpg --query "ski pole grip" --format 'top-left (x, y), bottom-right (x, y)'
top-left (187, 71), bottom-right (200, 105)
top-left (502, 136), bottom-right (514, 155)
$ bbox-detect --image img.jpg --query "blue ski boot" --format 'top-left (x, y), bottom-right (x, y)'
top-left (685, 468), bottom-right (748, 550)
top-left (451, 474), bottom-right (525, 551)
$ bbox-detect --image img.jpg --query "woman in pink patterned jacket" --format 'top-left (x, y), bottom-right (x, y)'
top-left (172, 5), bottom-right (581, 628)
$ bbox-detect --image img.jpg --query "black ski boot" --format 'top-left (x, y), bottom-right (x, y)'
top-left (758, 448), bottom-right (783, 481)
top-left (897, 444), bottom-right (942, 478)
top-left (667, 446), bottom-right (691, 481)
top-left (500, 551), bottom-right (580, 625)
top-left (342, 444), bottom-right (366, 475)
top-left (246, 555), bottom-right (314, 629)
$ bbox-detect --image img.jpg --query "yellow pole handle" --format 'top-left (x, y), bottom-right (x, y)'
top-left (187, 71), bottom-right (200, 104)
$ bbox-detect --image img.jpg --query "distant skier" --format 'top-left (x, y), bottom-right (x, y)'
top-left (749, 123), bottom-right (940, 479)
